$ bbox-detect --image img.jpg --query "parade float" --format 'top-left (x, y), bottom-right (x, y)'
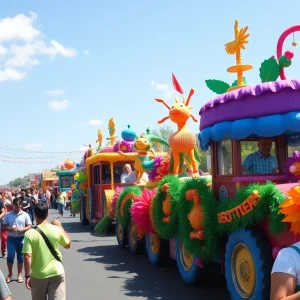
top-left (80, 118), bottom-right (169, 229)
top-left (106, 21), bottom-right (300, 300)
top-left (41, 170), bottom-right (58, 190)
top-left (56, 159), bottom-right (78, 192)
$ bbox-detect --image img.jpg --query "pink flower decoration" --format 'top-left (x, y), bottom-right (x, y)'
top-left (130, 188), bottom-right (156, 234)
top-left (111, 186), bottom-right (123, 210)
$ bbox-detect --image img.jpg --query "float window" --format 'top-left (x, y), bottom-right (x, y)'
top-left (241, 139), bottom-right (278, 175)
top-left (217, 140), bottom-right (232, 175)
top-left (92, 165), bottom-right (100, 184)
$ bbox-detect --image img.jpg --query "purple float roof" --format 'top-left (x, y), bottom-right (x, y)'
top-left (199, 79), bottom-right (300, 130)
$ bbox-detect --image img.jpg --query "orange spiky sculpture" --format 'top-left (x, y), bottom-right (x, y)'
top-left (155, 74), bottom-right (200, 178)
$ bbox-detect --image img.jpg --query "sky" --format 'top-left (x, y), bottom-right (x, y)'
top-left (1, 0), bottom-right (300, 184)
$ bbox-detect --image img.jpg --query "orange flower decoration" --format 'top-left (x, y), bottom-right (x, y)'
top-left (280, 185), bottom-right (300, 234)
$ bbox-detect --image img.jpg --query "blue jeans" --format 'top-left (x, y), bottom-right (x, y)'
top-left (57, 203), bottom-right (65, 214)
top-left (7, 236), bottom-right (24, 265)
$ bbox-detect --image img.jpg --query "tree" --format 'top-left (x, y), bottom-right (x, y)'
top-left (8, 177), bottom-right (28, 187)
top-left (195, 134), bottom-right (210, 172)
top-left (151, 125), bottom-right (174, 152)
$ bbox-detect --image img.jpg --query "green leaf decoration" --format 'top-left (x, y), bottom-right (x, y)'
top-left (205, 79), bottom-right (230, 95)
top-left (231, 77), bottom-right (247, 87)
top-left (259, 57), bottom-right (280, 83)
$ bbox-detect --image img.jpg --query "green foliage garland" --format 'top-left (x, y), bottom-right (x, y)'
top-left (177, 180), bottom-right (285, 261)
top-left (116, 186), bottom-right (142, 227)
top-left (152, 175), bottom-right (181, 240)
top-left (217, 182), bottom-right (286, 235)
top-left (178, 178), bottom-right (220, 261)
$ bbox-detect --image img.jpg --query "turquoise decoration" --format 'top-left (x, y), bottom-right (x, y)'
top-left (121, 125), bottom-right (137, 141)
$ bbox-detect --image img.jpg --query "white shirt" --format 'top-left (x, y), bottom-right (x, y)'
top-left (272, 242), bottom-right (300, 285)
top-left (3, 210), bottom-right (32, 237)
top-left (125, 171), bottom-right (148, 183)
top-left (120, 173), bottom-right (129, 184)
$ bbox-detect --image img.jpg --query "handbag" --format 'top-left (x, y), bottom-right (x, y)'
top-left (34, 226), bottom-right (62, 264)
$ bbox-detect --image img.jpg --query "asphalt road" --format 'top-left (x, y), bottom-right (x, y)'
top-left (0, 209), bottom-right (230, 299)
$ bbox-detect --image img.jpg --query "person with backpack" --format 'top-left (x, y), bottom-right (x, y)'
top-left (22, 202), bottom-right (71, 300)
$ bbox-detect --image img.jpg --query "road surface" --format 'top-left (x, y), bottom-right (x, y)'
top-left (0, 209), bottom-right (230, 299)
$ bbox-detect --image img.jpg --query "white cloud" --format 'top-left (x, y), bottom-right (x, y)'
top-left (0, 12), bottom-right (77, 82)
top-left (24, 143), bottom-right (43, 150)
top-left (44, 40), bottom-right (77, 58)
top-left (89, 120), bottom-right (102, 126)
top-left (48, 99), bottom-right (70, 112)
top-left (47, 89), bottom-right (64, 95)
top-left (0, 46), bottom-right (7, 56)
top-left (0, 12), bottom-right (40, 43)
top-left (56, 143), bottom-right (65, 148)
top-left (84, 50), bottom-right (89, 55)
top-left (151, 80), bottom-right (174, 100)
top-left (0, 68), bottom-right (26, 82)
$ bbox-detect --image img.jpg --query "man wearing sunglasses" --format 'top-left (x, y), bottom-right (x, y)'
top-left (2, 198), bottom-right (32, 284)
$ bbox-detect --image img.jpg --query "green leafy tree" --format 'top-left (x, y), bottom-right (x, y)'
top-left (151, 125), bottom-right (174, 152)
top-left (195, 134), bottom-right (210, 172)
top-left (8, 177), bottom-right (28, 187)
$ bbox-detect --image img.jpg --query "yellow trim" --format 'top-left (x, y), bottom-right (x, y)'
top-left (110, 161), bottom-right (114, 190)
top-left (117, 222), bottom-right (123, 241)
top-left (42, 177), bottom-right (58, 181)
top-left (149, 233), bottom-right (160, 254)
top-left (104, 189), bottom-right (114, 214)
top-left (180, 241), bottom-right (193, 271)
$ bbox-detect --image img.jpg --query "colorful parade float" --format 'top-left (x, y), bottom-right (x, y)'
top-left (86, 21), bottom-right (300, 300)
top-left (80, 118), bottom-right (169, 228)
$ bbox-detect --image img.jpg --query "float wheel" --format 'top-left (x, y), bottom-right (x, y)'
top-left (175, 236), bottom-right (206, 285)
top-left (116, 220), bottom-right (128, 248)
top-left (127, 220), bottom-right (144, 254)
top-left (225, 228), bottom-right (273, 300)
top-left (145, 233), bottom-right (169, 266)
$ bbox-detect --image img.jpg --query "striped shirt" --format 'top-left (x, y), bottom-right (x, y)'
top-left (242, 151), bottom-right (277, 174)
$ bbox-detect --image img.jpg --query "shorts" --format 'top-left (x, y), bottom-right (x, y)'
top-left (57, 203), bottom-right (65, 213)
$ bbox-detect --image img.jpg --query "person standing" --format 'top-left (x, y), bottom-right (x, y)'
top-left (27, 190), bottom-right (37, 225)
top-left (23, 202), bottom-right (71, 300)
top-left (0, 198), bottom-right (6, 257)
top-left (2, 198), bottom-right (32, 283)
top-left (1, 192), bottom-right (12, 258)
top-left (50, 190), bottom-right (55, 209)
top-left (45, 189), bottom-right (51, 207)
top-left (20, 191), bottom-right (30, 215)
top-left (120, 164), bottom-right (132, 185)
top-left (56, 191), bottom-right (66, 217)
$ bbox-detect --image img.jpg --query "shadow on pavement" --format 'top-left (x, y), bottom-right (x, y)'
top-left (78, 244), bottom-right (230, 300)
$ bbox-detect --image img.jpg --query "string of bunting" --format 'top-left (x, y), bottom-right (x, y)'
top-left (0, 145), bottom-right (84, 154)
top-left (0, 154), bottom-right (83, 160)
top-left (0, 157), bottom-right (81, 164)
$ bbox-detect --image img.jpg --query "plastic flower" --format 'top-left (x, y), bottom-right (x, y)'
top-left (130, 188), bottom-right (156, 234)
top-left (285, 151), bottom-right (300, 182)
top-left (113, 140), bottom-right (133, 152)
top-left (280, 186), bottom-right (300, 234)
